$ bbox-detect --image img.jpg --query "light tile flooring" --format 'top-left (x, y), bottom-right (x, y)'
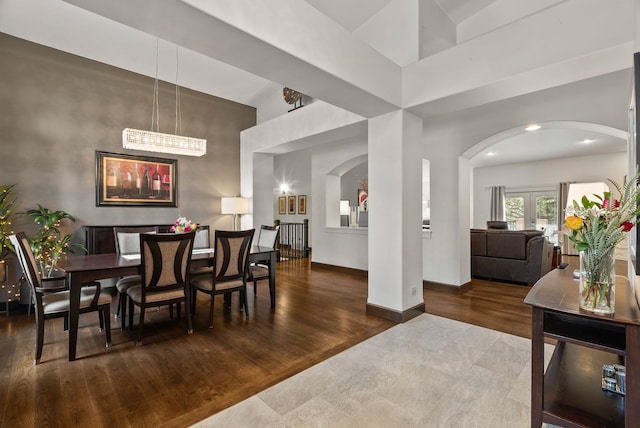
top-left (193, 314), bottom-right (555, 427)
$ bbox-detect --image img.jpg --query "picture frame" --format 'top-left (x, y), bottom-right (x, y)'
top-left (298, 195), bottom-right (307, 214)
top-left (278, 196), bottom-right (286, 214)
top-left (96, 151), bottom-right (177, 207)
top-left (288, 196), bottom-right (296, 214)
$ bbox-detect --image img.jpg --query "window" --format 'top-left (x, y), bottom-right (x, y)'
top-left (506, 191), bottom-right (558, 243)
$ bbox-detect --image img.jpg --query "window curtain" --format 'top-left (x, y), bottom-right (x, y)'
top-left (559, 181), bottom-right (578, 255)
top-left (489, 186), bottom-right (506, 221)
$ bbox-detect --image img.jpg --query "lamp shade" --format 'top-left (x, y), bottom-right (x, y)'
top-left (221, 197), bottom-right (248, 215)
top-left (340, 200), bottom-right (350, 216)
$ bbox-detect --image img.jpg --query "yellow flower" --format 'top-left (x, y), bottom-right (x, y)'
top-left (565, 216), bottom-right (583, 231)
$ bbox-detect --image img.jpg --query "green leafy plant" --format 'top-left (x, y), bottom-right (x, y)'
top-left (25, 204), bottom-right (86, 277)
top-left (0, 185), bottom-right (19, 261)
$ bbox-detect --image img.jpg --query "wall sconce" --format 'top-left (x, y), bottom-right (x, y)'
top-left (279, 183), bottom-right (290, 195)
top-left (221, 197), bottom-right (248, 231)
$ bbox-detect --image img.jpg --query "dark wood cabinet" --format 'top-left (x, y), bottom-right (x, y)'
top-left (84, 224), bottom-right (173, 254)
top-left (525, 269), bottom-right (640, 427)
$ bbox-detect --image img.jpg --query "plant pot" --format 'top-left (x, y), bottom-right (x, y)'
top-left (579, 248), bottom-right (615, 314)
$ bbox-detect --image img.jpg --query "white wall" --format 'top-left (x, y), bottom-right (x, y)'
top-left (472, 152), bottom-right (627, 228)
top-left (273, 148), bottom-right (313, 244)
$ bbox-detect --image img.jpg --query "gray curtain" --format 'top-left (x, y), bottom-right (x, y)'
top-left (558, 182), bottom-right (577, 255)
top-left (489, 186), bottom-right (506, 221)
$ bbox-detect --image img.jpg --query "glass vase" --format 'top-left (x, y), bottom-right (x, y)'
top-left (579, 248), bottom-right (615, 314)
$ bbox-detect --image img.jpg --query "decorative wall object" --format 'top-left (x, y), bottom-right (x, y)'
top-left (298, 195), bottom-right (307, 214)
top-left (358, 189), bottom-right (368, 212)
top-left (279, 196), bottom-right (286, 214)
top-left (288, 196), bottom-right (296, 214)
top-left (283, 87), bottom-right (303, 111)
top-left (96, 151), bottom-right (177, 207)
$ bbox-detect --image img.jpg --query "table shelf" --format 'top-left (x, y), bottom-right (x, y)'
top-left (543, 342), bottom-right (625, 427)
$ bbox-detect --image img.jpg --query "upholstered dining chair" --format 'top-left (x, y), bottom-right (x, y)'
top-left (191, 229), bottom-right (255, 328)
top-left (113, 226), bottom-right (158, 329)
top-left (10, 232), bottom-right (112, 364)
top-left (127, 231), bottom-right (195, 346)
top-left (189, 226), bottom-right (213, 279)
top-left (248, 225), bottom-right (279, 295)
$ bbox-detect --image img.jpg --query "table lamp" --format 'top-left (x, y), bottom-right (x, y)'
top-left (221, 197), bottom-right (248, 231)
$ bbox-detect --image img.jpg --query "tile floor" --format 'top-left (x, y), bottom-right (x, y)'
top-left (193, 314), bottom-right (556, 427)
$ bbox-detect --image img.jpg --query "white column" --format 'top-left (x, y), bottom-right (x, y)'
top-left (368, 110), bottom-right (424, 316)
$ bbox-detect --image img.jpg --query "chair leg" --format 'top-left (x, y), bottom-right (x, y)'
top-left (242, 288), bottom-right (249, 317)
top-left (121, 294), bottom-right (128, 331)
top-left (98, 310), bottom-right (105, 332)
top-left (136, 307), bottom-right (145, 346)
top-left (63, 314), bottom-right (69, 332)
top-left (103, 306), bottom-right (112, 347)
top-left (169, 304), bottom-right (174, 319)
top-left (128, 298), bottom-right (135, 331)
top-left (191, 288), bottom-right (197, 315)
top-left (208, 294), bottom-right (215, 329)
top-left (177, 302), bottom-right (181, 319)
top-left (34, 310), bottom-right (44, 365)
top-left (254, 279), bottom-right (257, 295)
top-left (115, 291), bottom-right (122, 318)
top-left (185, 293), bottom-right (193, 335)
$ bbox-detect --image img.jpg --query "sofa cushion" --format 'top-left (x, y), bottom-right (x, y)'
top-left (486, 230), bottom-right (543, 260)
top-left (470, 230), bottom-right (487, 256)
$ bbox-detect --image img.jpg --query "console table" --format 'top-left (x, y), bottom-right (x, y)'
top-left (525, 268), bottom-right (640, 427)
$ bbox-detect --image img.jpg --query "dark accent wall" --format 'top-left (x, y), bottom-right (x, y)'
top-left (0, 33), bottom-right (256, 242)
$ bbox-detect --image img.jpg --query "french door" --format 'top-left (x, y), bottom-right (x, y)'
top-left (505, 191), bottom-right (558, 243)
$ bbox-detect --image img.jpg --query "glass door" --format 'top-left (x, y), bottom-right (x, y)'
top-left (506, 191), bottom-right (558, 243)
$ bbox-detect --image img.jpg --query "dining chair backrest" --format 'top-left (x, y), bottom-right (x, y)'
top-left (213, 229), bottom-right (255, 282)
top-left (140, 232), bottom-right (195, 294)
top-left (113, 226), bottom-right (158, 255)
top-left (194, 226), bottom-right (210, 249)
top-left (10, 232), bottom-right (43, 292)
top-left (257, 225), bottom-right (279, 248)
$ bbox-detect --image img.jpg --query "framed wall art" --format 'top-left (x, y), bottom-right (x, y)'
top-left (288, 196), bottom-right (296, 214)
top-left (278, 196), bottom-right (286, 214)
top-left (96, 151), bottom-right (177, 207)
top-left (298, 195), bottom-right (307, 214)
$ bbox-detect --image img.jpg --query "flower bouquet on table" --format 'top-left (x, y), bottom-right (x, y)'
top-left (170, 217), bottom-right (198, 233)
top-left (564, 173), bottom-right (640, 314)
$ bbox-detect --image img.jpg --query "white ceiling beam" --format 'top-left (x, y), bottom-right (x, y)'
top-left (63, 0), bottom-right (402, 118)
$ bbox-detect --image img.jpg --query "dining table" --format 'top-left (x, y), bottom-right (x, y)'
top-left (56, 246), bottom-right (277, 361)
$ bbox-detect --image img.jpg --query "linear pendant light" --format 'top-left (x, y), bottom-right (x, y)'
top-left (123, 41), bottom-right (206, 157)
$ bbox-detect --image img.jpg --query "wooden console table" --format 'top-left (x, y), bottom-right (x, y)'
top-left (525, 268), bottom-right (640, 427)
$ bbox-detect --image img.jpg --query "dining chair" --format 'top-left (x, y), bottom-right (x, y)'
top-left (248, 225), bottom-right (279, 295)
top-left (113, 226), bottom-right (158, 329)
top-left (189, 226), bottom-right (213, 279)
top-left (127, 231), bottom-right (195, 345)
top-left (191, 229), bottom-right (255, 328)
top-left (10, 232), bottom-right (112, 364)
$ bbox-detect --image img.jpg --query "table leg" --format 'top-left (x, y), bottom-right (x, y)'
top-left (531, 308), bottom-right (544, 427)
top-left (67, 272), bottom-right (82, 361)
top-left (268, 251), bottom-right (276, 308)
top-left (626, 324), bottom-right (640, 426)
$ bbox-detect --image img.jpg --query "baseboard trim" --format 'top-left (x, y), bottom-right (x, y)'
top-left (366, 302), bottom-right (425, 323)
top-left (423, 280), bottom-right (472, 294)
top-left (310, 262), bottom-right (368, 278)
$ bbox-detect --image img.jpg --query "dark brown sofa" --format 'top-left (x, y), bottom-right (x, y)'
top-left (471, 229), bottom-right (554, 284)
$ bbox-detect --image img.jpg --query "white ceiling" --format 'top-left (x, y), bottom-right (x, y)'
top-left (0, 0), bottom-right (629, 167)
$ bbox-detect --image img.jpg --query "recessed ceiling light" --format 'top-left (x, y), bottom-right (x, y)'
top-left (581, 138), bottom-right (595, 144)
top-left (487, 152), bottom-right (496, 157)
top-left (525, 124), bottom-right (541, 131)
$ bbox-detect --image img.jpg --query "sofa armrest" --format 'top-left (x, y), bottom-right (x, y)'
top-left (525, 236), bottom-right (554, 281)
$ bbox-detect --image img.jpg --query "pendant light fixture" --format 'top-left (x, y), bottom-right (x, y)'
top-left (123, 40), bottom-right (206, 157)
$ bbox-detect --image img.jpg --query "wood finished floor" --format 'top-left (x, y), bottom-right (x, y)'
top-left (0, 256), bottom-right (546, 427)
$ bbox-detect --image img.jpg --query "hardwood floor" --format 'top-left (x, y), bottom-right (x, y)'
top-left (0, 256), bottom-right (546, 427)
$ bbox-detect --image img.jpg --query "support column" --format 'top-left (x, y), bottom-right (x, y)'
top-left (367, 110), bottom-right (424, 322)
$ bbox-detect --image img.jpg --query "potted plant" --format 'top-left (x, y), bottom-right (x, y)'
top-left (0, 185), bottom-right (19, 289)
top-left (0, 185), bottom-right (18, 261)
top-left (25, 204), bottom-right (86, 278)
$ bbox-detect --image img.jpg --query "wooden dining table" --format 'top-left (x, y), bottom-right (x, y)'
top-left (56, 246), bottom-right (277, 361)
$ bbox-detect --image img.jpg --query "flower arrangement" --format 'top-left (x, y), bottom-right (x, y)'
top-left (170, 217), bottom-right (198, 233)
top-left (564, 173), bottom-right (640, 313)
